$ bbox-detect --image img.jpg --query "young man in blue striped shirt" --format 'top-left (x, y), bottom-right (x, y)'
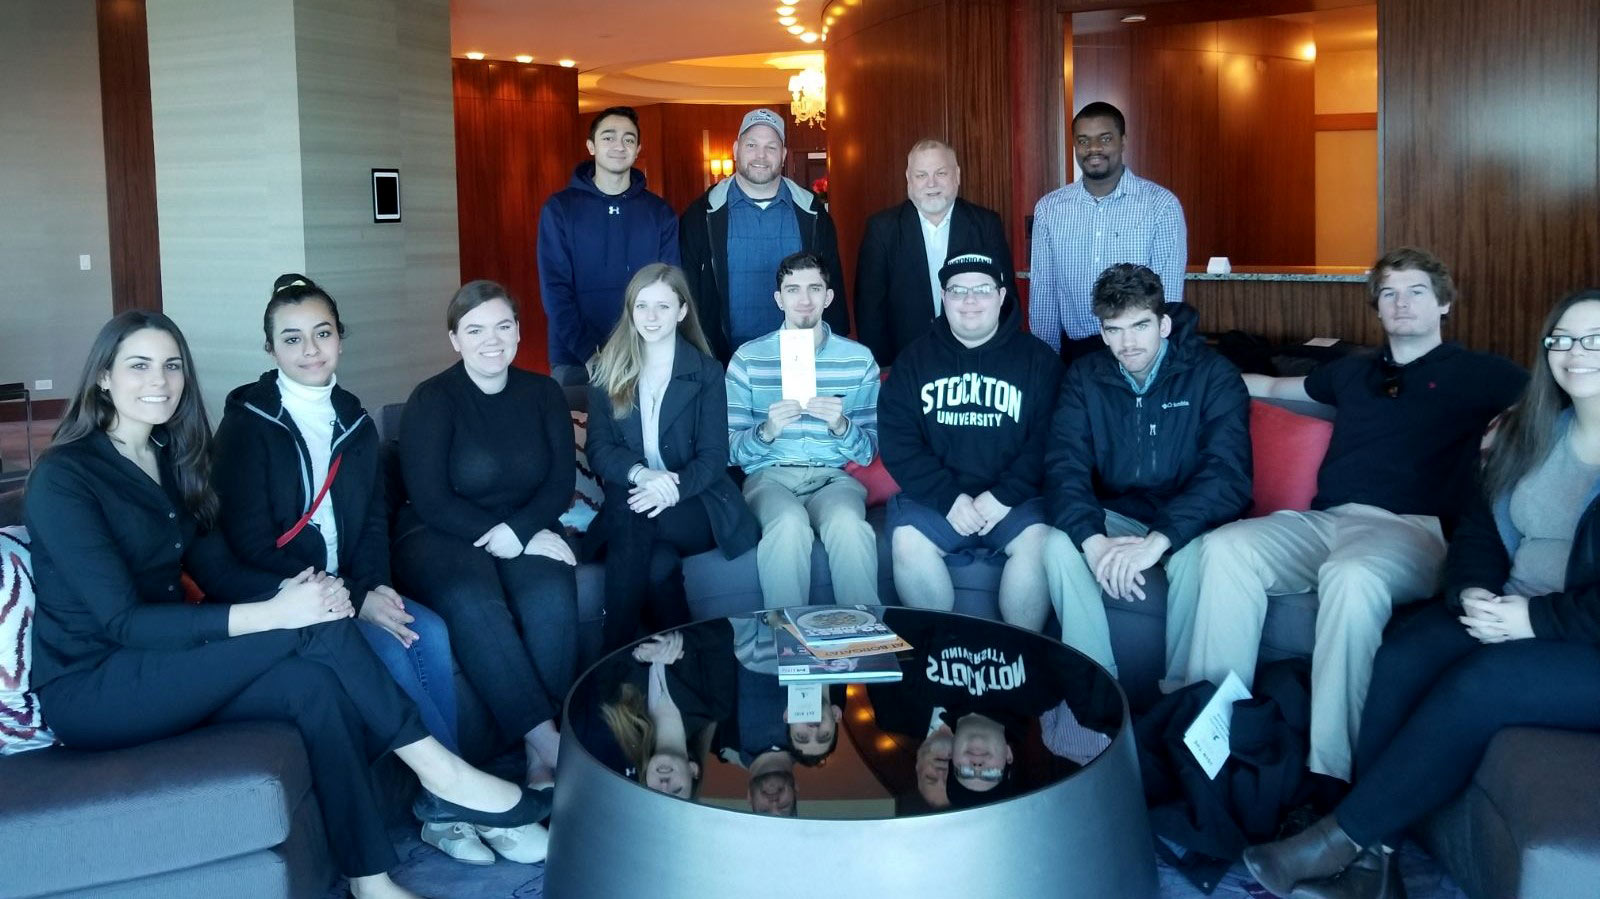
top-left (727, 251), bottom-right (881, 609)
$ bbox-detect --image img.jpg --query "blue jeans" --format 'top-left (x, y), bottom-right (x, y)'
top-left (356, 598), bottom-right (460, 754)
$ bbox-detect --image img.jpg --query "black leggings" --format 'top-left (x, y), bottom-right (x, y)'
top-left (393, 526), bottom-right (578, 742)
top-left (37, 621), bottom-right (427, 878)
top-left (1336, 601), bottom-right (1600, 846)
top-left (600, 492), bottom-right (717, 651)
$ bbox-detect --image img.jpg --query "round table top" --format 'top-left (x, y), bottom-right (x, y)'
top-left (565, 605), bottom-right (1126, 819)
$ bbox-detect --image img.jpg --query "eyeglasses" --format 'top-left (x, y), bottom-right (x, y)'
top-left (943, 284), bottom-right (998, 299)
top-left (1380, 360), bottom-right (1403, 398)
top-left (1544, 334), bottom-right (1600, 351)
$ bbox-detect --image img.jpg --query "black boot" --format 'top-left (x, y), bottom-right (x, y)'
top-left (1242, 814), bottom-right (1362, 897)
top-left (1289, 846), bottom-right (1406, 899)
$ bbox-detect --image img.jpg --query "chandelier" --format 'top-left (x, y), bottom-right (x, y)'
top-left (788, 65), bottom-right (826, 128)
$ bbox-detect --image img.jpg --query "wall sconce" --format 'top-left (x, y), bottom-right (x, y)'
top-left (709, 157), bottom-right (734, 180)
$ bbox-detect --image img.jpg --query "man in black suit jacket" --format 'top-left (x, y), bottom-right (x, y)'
top-left (855, 140), bottom-right (1015, 365)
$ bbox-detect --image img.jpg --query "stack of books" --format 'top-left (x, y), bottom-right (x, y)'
top-left (775, 606), bottom-right (909, 684)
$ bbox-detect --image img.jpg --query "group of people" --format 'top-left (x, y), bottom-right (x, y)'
top-left (19, 95), bottom-right (1599, 899)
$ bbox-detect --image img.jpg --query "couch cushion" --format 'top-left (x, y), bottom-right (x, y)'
top-left (846, 458), bottom-right (900, 508)
top-left (1, 526), bottom-right (55, 754)
top-left (0, 721), bottom-right (315, 898)
top-left (1249, 399), bottom-right (1333, 517)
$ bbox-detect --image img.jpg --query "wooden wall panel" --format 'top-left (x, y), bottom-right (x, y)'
top-left (97, 0), bottom-right (161, 313)
top-left (1074, 16), bottom-right (1315, 267)
top-left (1189, 278), bottom-right (1383, 346)
top-left (1381, 0), bottom-right (1600, 363)
top-left (453, 59), bottom-right (582, 373)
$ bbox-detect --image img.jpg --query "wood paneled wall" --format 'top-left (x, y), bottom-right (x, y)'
top-left (453, 59), bottom-right (582, 373)
top-left (1381, 0), bottom-right (1600, 362)
top-left (825, 0), bottom-right (1062, 316)
top-left (96, 0), bottom-right (161, 313)
top-left (1074, 18), bottom-right (1316, 267)
top-left (1189, 279), bottom-right (1383, 347)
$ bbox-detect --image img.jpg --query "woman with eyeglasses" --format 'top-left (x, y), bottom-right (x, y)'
top-left (1243, 288), bottom-right (1600, 899)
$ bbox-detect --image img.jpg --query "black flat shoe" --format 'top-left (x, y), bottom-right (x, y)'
top-left (1289, 846), bottom-right (1406, 899)
top-left (412, 785), bottom-right (552, 828)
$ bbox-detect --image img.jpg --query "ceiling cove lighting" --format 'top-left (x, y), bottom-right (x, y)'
top-left (514, 54), bottom-right (533, 63)
top-left (558, 58), bottom-right (576, 68)
top-left (464, 51), bottom-right (485, 60)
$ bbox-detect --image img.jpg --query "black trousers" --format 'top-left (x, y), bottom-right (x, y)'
top-left (394, 526), bottom-right (578, 741)
top-left (37, 621), bottom-right (427, 878)
top-left (1336, 601), bottom-right (1600, 847)
top-left (600, 492), bottom-right (717, 651)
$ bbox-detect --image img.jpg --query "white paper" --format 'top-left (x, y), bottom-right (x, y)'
top-left (1206, 256), bottom-right (1232, 274)
top-left (1303, 337), bottom-right (1341, 348)
top-left (1182, 671), bottom-right (1252, 780)
top-left (779, 328), bottom-right (817, 403)
top-left (787, 683), bottom-right (823, 723)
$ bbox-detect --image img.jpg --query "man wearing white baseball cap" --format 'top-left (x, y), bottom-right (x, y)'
top-left (681, 107), bottom-right (850, 361)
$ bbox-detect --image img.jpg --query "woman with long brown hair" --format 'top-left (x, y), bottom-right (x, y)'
top-left (1244, 289), bottom-right (1600, 899)
top-left (586, 263), bottom-right (758, 649)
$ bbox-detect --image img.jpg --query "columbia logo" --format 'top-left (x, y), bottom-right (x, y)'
top-left (608, 205), bottom-right (621, 215)
top-left (1161, 400), bottom-right (1190, 409)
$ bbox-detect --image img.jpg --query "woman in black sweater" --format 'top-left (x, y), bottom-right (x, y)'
top-left (586, 264), bottom-right (758, 649)
top-left (393, 281), bottom-right (578, 788)
top-left (1244, 289), bottom-right (1600, 899)
top-left (25, 312), bottom-right (548, 899)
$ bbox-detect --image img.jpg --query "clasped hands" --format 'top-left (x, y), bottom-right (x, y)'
top-left (1458, 587), bottom-right (1534, 643)
top-left (946, 492), bottom-right (1011, 537)
top-left (762, 397), bottom-right (847, 441)
top-left (629, 468), bottom-right (680, 518)
top-left (1082, 532), bottom-right (1171, 602)
top-left (473, 522), bottom-right (577, 565)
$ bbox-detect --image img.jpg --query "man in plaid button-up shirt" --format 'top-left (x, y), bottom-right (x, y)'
top-left (1028, 102), bottom-right (1188, 363)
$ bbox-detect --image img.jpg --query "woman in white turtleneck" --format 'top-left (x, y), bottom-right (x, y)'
top-left (212, 275), bottom-right (543, 867)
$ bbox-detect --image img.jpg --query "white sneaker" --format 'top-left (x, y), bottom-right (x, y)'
top-left (476, 822), bottom-right (550, 864)
top-left (420, 821), bottom-right (496, 865)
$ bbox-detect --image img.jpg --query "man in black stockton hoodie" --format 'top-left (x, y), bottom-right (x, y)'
top-left (1042, 263), bottom-right (1251, 685)
top-left (879, 253), bottom-right (1062, 631)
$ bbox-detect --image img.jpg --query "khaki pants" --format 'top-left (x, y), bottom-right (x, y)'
top-left (1043, 510), bottom-right (1204, 679)
top-left (1176, 503), bottom-right (1446, 780)
top-left (742, 466), bottom-right (878, 610)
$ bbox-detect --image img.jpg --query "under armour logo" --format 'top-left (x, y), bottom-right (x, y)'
top-left (608, 205), bottom-right (621, 215)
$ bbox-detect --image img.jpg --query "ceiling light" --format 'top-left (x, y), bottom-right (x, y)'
top-left (514, 54), bottom-right (533, 63)
top-left (779, 15), bottom-right (797, 25)
top-left (787, 24), bottom-right (805, 34)
top-left (776, 5), bottom-right (795, 14)
top-left (1120, 14), bottom-right (1146, 23)
top-left (558, 58), bottom-right (576, 68)
top-left (800, 31), bottom-right (819, 43)
top-left (464, 51), bottom-right (485, 60)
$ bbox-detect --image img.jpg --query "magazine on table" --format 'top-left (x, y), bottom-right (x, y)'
top-left (776, 626), bottom-right (903, 684)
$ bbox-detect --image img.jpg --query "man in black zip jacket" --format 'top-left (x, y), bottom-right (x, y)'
top-left (879, 253), bottom-right (1061, 630)
top-left (680, 107), bottom-right (849, 361)
top-left (1043, 263), bottom-right (1251, 681)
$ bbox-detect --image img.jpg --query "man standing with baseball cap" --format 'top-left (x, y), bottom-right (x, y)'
top-left (681, 107), bottom-right (850, 361)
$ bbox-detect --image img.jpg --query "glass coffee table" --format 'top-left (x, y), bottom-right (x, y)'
top-left (545, 606), bottom-right (1156, 897)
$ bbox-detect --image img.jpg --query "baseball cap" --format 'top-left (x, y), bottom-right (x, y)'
top-left (939, 253), bottom-right (1004, 288)
top-left (739, 108), bottom-right (786, 143)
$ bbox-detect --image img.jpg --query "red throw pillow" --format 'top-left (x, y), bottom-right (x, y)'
top-left (846, 458), bottom-right (900, 508)
top-left (1249, 400), bottom-right (1333, 516)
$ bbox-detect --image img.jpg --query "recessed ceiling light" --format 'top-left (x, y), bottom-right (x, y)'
top-left (464, 51), bottom-right (485, 60)
top-left (779, 15), bottom-right (796, 25)
top-left (776, 5), bottom-right (795, 14)
top-left (787, 24), bottom-right (805, 34)
top-left (514, 54), bottom-right (533, 63)
top-left (800, 31), bottom-right (819, 43)
top-left (558, 58), bottom-right (576, 68)
top-left (1120, 14), bottom-right (1146, 23)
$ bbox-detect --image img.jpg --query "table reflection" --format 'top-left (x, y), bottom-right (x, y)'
top-left (567, 607), bottom-right (1124, 818)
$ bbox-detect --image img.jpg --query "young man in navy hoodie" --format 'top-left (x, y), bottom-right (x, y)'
top-left (1043, 263), bottom-right (1252, 679)
top-left (878, 253), bottom-right (1062, 630)
top-left (537, 106), bottom-right (680, 384)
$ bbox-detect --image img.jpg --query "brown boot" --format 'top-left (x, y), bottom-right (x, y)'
top-left (1242, 814), bottom-right (1362, 897)
top-left (1289, 846), bottom-right (1406, 899)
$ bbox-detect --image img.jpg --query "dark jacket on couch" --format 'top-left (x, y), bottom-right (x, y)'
top-left (854, 198), bottom-right (1014, 366)
top-left (680, 176), bottom-right (849, 361)
top-left (584, 337), bottom-right (759, 559)
top-left (212, 371), bottom-right (389, 599)
top-left (1045, 309), bottom-right (1252, 553)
